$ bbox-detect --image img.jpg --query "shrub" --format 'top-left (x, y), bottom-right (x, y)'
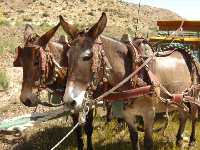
top-left (0, 38), bottom-right (18, 55)
top-left (0, 71), bottom-right (9, 90)
top-left (0, 10), bottom-right (10, 26)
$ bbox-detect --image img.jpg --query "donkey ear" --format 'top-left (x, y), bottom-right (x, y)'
top-left (13, 46), bottom-right (22, 67)
top-left (24, 24), bottom-right (34, 42)
top-left (38, 22), bottom-right (60, 47)
top-left (59, 15), bottom-right (79, 39)
top-left (87, 12), bottom-right (107, 39)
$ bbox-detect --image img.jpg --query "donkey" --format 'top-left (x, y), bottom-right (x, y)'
top-left (13, 22), bottom-right (94, 150)
top-left (13, 23), bottom-right (68, 106)
top-left (61, 12), bottom-right (199, 150)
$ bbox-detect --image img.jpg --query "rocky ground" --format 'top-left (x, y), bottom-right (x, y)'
top-left (0, 0), bottom-right (182, 38)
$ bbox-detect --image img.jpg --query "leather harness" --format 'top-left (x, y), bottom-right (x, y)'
top-left (93, 37), bottom-right (200, 110)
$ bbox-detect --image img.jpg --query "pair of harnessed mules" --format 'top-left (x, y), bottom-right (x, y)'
top-left (85, 34), bottom-right (200, 113)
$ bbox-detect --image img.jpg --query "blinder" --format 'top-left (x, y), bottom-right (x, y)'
top-left (81, 49), bottom-right (93, 61)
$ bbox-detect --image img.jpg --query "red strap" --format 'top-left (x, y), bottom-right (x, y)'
top-left (39, 47), bottom-right (46, 73)
top-left (172, 94), bottom-right (183, 104)
top-left (104, 85), bottom-right (152, 101)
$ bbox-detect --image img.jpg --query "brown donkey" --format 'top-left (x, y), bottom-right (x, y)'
top-left (61, 12), bottom-right (199, 150)
top-left (13, 23), bottom-right (69, 107)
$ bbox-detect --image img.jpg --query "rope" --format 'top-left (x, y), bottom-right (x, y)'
top-left (50, 122), bottom-right (80, 150)
top-left (168, 20), bottom-right (184, 46)
top-left (50, 106), bottom-right (89, 150)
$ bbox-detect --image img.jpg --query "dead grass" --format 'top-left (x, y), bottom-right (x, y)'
top-left (0, 38), bottom-right (17, 55)
top-left (4, 112), bottom-right (199, 150)
top-left (0, 71), bottom-right (9, 90)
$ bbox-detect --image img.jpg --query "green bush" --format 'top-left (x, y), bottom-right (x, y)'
top-left (0, 10), bottom-right (10, 26)
top-left (0, 71), bottom-right (9, 90)
top-left (0, 38), bottom-right (17, 55)
top-left (0, 18), bottom-right (10, 26)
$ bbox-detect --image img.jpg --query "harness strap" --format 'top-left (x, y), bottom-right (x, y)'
top-left (104, 85), bottom-right (152, 101)
top-left (39, 47), bottom-right (46, 74)
top-left (94, 54), bottom-right (155, 102)
top-left (155, 49), bottom-right (176, 57)
top-left (147, 69), bottom-right (160, 86)
top-left (172, 94), bottom-right (183, 104)
top-left (36, 46), bottom-right (67, 107)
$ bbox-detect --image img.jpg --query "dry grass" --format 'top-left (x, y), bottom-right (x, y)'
top-left (0, 71), bottom-right (9, 90)
top-left (4, 112), bottom-right (199, 150)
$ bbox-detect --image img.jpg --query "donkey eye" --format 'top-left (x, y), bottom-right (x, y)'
top-left (81, 49), bottom-right (93, 61)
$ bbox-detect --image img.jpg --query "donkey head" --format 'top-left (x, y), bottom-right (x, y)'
top-left (60, 12), bottom-right (107, 111)
top-left (13, 23), bottom-right (60, 107)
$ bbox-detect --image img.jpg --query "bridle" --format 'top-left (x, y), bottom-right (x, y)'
top-left (24, 43), bottom-right (68, 107)
top-left (80, 37), bottom-right (150, 109)
top-left (73, 38), bottom-right (111, 110)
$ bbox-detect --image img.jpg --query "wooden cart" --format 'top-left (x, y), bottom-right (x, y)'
top-left (149, 21), bottom-right (200, 61)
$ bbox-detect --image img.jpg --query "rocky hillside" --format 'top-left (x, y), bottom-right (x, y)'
top-left (0, 0), bottom-right (182, 38)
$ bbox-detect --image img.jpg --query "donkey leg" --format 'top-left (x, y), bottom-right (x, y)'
top-left (128, 124), bottom-right (140, 150)
top-left (72, 114), bottom-right (84, 150)
top-left (106, 102), bottom-right (112, 122)
top-left (190, 117), bottom-right (197, 146)
top-left (176, 111), bottom-right (187, 146)
top-left (123, 111), bottom-right (140, 150)
top-left (84, 110), bottom-right (94, 150)
top-left (189, 104), bottom-right (198, 147)
top-left (143, 110), bottom-right (154, 150)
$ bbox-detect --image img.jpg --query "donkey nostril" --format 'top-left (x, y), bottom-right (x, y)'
top-left (70, 100), bottom-right (76, 107)
top-left (23, 98), bottom-right (32, 106)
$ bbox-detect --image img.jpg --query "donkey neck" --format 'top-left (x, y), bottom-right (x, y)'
top-left (100, 35), bottom-right (132, 86)
top-left (46, 41), bottom-right (68, 67)
top-left (45, 41), bottom-right (67, 89)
